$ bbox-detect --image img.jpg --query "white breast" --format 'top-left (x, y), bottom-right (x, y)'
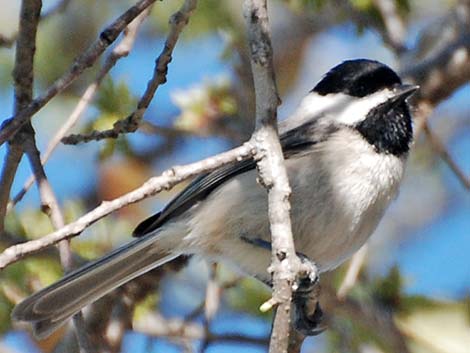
top-left (180, 129), bottom-right (406, 279)
top-left (289, 129), bottom-right (406, 271)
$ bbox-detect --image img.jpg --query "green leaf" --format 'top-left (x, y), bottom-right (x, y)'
top-left (96, 78), bottom-right (136, 115)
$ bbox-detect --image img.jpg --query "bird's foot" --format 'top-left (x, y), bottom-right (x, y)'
top-left (294, 254), bottom-right (319, 295)
top-left (292, 255), bottom-right (326, 335)
top-left (293, 299), bottom-right (326, 336)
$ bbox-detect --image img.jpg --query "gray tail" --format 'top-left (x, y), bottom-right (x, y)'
top-left (12, 233), bottom-right (178, 339)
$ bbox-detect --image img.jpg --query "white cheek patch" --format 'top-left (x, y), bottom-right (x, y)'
top-left (293, 90), bottom-right (394, 127)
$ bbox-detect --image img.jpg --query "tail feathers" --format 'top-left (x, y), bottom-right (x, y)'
top-left (12, 234), bottom-right (178, 339)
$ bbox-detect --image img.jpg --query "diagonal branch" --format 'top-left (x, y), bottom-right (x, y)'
top-left (0, 143), bottom-right (255, 270)
top-left (8, 7), bottom-right (152, 208)
top-left (0, 0), bottom-right (157, 146)
top-left (62, 0), bottom-right (198, 145)
top-left (22, 136), bottom-right (95, 353)
top-left (424, 123), bottom-right (470, 190)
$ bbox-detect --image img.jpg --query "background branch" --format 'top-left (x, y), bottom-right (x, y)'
top-left (0, 0), bottom-right (157, 146)
top-left (8, 6), bottom-right (152, 208)
top-left (0, 0), bottom-right (42, 233)
top-left (62, 0), bottom-right (198, 145)
top-left (423, 123), bottom-right (470, 190)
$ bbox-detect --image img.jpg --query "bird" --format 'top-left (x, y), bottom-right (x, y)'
top-left (12, 59), bottom-right (418, 339)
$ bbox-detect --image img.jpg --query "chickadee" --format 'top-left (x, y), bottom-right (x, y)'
top-left (13, 59), bottom-right (418, 339)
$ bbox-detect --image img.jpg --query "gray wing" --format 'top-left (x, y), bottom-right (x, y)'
top-left (133, 119), bottom-right (337, 237)
top-left (132, 158), bottom-right (256, 236)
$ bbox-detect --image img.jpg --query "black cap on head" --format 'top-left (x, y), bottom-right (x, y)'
top-left (312, 59), bottom-right (402, 97)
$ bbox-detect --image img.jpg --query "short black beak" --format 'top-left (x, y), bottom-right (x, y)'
top-left (391, 84), bottom-right (419, 102)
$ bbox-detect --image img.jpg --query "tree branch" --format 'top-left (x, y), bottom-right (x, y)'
top-left (62, 0), bottom-right (198, 145)
top-left (0, 0), bottom-right (41, 232)
top-left (337, 244), bottom-right (368, 300)
top-left (8, 7), bottom-right (152, 209)
top-left (22, 136), bottom-right (95, 353)
top-left (400, 1), bottom-right (470, 104)
top-left (0, 143), bottom-right (255, 270)
top-left (0, 0), bottom-right (41, 233)
top-left (0, 147), bottom-right (23, 232)
top-left (372, 0), bottom-right (407, 53)
top-left (0, 0), bottom-right (157, 146)
top-left (424, 123), bottom-right (470, 190)
top-left (243, 1), bottom-right (316, 352)
top-left (402, 33), bottom-right (470, 105)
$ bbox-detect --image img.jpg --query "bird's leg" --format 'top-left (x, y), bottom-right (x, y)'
top-left (240, 236), bottom-right (326, 335)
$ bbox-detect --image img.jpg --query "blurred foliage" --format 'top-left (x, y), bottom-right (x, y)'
top-left (87, 78), bottom-right (137, 159)
top-left (95, 78), bottom-right (137, 117)
top-left (133, 293), bottom-right (159, 322)
top-left (225, 277), bottom-right (272, 319)
top-left (149, 0), bottom-right (236, 38)
top-left (396, 303), bottom-right (470, 353)
top-left (172, 77), bottom-right (238, 134)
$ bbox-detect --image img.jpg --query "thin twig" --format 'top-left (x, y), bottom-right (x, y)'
top-left (8, 7), bottom-right (152, 209)
top-left (372, 0), bottom-right (407, 53)
top-left (337, 244), bottom-right (368, 300)
top-left (0, 147), bottom-right (23, 232)
top-left (424, 123), bottom-right (470, 190)
top-left (200, 263), bottom-right (220, 352)
top-left (62, 0), bottom-right (198, 145)
top-left (22, 137), bottom-right (95, 353)
top-left (0, 0), bottom-right (157, 146)
top-left (0, 143), bottom-right (255, 270)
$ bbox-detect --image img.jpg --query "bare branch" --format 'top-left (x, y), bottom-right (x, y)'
top-left (22, 137), bottom-right (94, 352)
top-left (8, 7), bottom-right (152, 208)
top-left (372, 0), bottom-right (407, 53)
top-left (0, 0), bottom-right (42, 233)
top-left (401, 1), bottom-right (470, 104)
top-left (62, 0), bottom-right (198, 145)
top-left (402, 34), bottom-right (470, 104)
top-left (424, 124), bottom-right (470, 190)
top-left (0, 143), bottom-right (255, 270)
top-left (243, 1), bottom-right (316, 352)
top-left (337, 244), bottom-right (368, 300)
top-left (0, 0), bottom-right (157, 146)
top-left (0, 146), bottom-right (23, 232)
